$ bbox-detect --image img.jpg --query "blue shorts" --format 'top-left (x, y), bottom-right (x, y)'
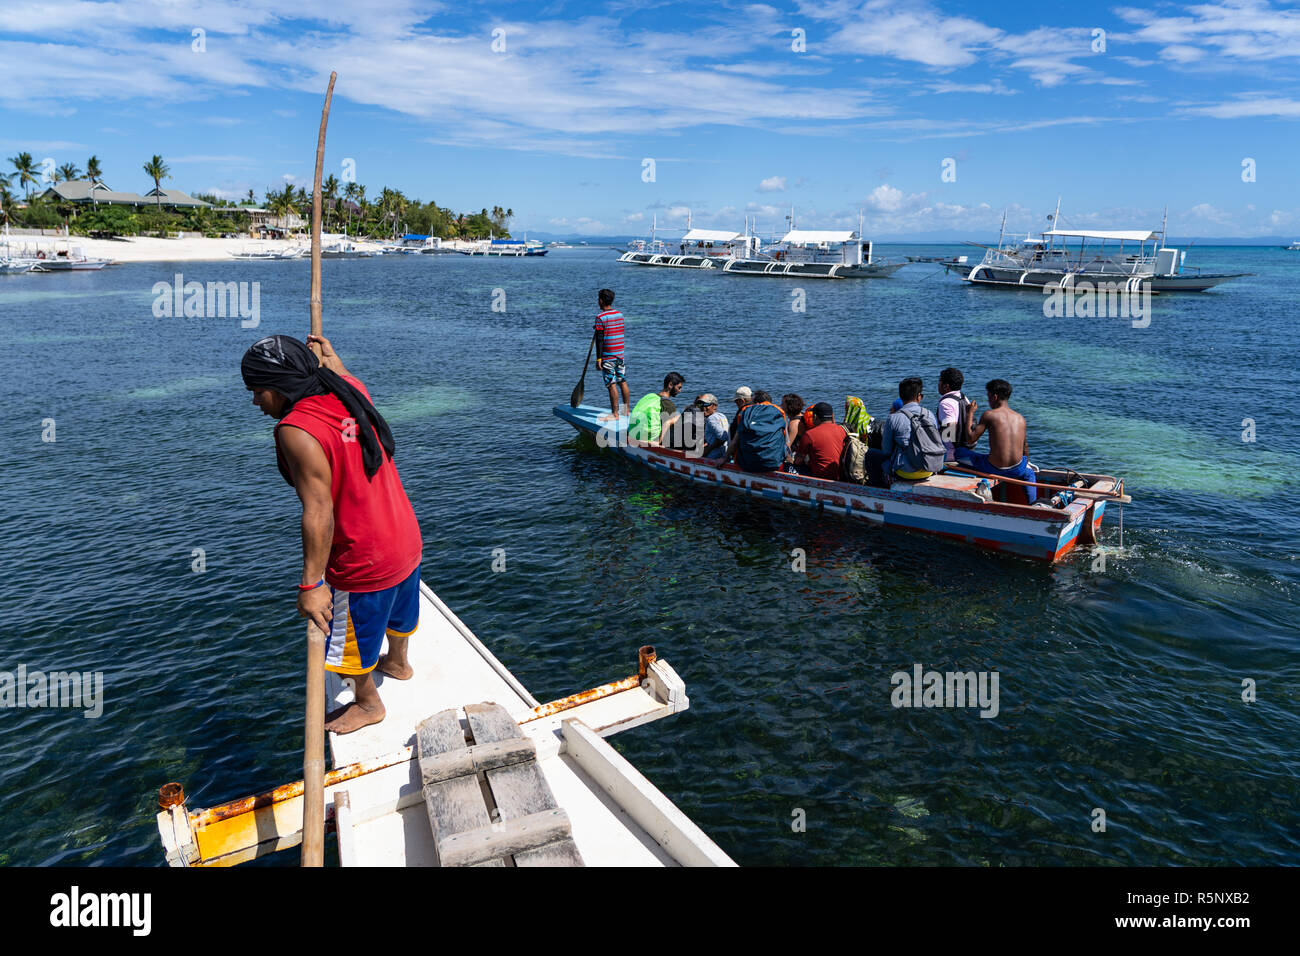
top-left (325, 564), bottom-right (421, 675)
top-left (966, 453), bottom-right (1037, 504)
top-left (599, 357), bottom-right (626, 386)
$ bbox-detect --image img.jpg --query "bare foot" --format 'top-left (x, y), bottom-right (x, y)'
top-left (325, 699), bottom-right (386, 734)
top-left (376, 654), bottom-right (413, 680)
top-left (597, 411), bottom-right (620, 422)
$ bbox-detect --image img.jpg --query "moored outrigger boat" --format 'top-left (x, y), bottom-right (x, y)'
top-left (155, 579), bottom-right (733, 867)
top-left (958, 204), bottom-right (1250, 292)
top-left (619, 215), bottom-right (763, 269)
top-left (554, 403), bottom-right (1127, 563)
top-left (722, 213), bottom-right (904, 279)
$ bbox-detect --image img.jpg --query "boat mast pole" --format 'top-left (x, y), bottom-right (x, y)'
top-left (302, 69), bottom-right (336, 870)
top-left (1049, 196), bottom-right (1061, 252)
top-left (997, 209), bottom-right (1006, 251)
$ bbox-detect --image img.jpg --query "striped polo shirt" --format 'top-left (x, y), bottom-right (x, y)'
top-left (594, 309), bottom-right (625, 359)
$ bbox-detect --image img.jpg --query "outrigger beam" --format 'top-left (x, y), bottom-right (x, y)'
top-left (156, 648), bottom-right (687, 867)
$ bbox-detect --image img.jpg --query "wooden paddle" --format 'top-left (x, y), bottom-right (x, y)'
top-left (569, 331), bottom-right (597, 408)
top-left (301, 69), bottom-right (336, 870)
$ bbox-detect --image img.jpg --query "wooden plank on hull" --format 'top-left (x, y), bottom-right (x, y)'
top-left (416, 708), bottom-right (505, 867)
top-left (464, 702), bottom-right (584, 867)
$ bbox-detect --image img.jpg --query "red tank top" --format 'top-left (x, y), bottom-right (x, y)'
top-left (275, 376), bottom-right (422, 592)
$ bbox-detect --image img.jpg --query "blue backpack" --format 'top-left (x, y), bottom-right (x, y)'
top-left (736, 402), bottom-right (788, 472)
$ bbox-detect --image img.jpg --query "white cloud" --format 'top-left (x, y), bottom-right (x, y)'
top-left (757, 176), bottom-right (786, 192)
top-left (1181, 96), bottom-right (1300, 119)
top-left (1115, 1), bottom-right (1300, 64)
top-left (864, 184), bottom-right (906, 212)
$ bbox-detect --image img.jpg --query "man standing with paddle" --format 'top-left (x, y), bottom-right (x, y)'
top-left (242, 332), bottom-right (423, 734)
top-left (594, 288), bottom-right (628, 422)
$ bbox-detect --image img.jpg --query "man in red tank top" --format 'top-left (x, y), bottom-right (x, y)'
top-left (242, 334), bottom-right (423, 734)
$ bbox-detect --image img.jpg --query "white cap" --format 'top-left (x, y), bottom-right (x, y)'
top-left (733, 386), bottom-right (753, 401)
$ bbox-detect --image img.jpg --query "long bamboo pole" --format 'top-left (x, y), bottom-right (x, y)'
top-left (944, 467), bottom-right (1130, 502)
top-left (301, 69), bottom-right (337, 870)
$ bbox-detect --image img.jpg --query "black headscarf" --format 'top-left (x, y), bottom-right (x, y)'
top-left (241, 335), bottom-right (395, 479)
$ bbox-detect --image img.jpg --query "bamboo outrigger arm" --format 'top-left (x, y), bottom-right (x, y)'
top-left (155, 647), bottom-right (686, 868)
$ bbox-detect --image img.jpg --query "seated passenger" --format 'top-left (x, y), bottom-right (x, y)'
top-left (843, 396), bottom-right (872, 438)
top-left (662, 395), bottom-right (708, 454)
top-left (730, 389), bottom-right (789, 473)
top-left (781, 393), bottom-right (806, 460)
top-left (963, 378), bottom-right (1037, 504)
top-left (865, 377), bottom-right (945, 487)
top-left (726, 386), bottom-right (752, 452)
top-left (794, 402), bottom-right (847, 480)
top-left (936, 367), bottom-right (977, 465)
top-left (697, 394), bottom-right (730, 460)
top-left (629, 372), bottom-right (685, 443)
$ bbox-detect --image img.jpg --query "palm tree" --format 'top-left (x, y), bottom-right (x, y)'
top-left (142, 155), bottom-right (171, 210)
top-left (0, 175), bottom-right (14, 225)
top-left (55, 162), bottom-right (80, 183)
top-left (245, 188), bottom-right (255, 206)
top-left (322, 174), bottom-right (339, 231)
top-left (342, 181), bottom-right (359, 234)
top-left (268, 183), bottom-right (300, 236)
top-left (85, 156), bottom-right (104, 209)
top-left (9, 152), bottom-right (38, 199)
top-left (354, 185), bottom-right (369, 235)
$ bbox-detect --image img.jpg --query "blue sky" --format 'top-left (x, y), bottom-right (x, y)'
top-left (2, 0), bottom-right (1298, 238)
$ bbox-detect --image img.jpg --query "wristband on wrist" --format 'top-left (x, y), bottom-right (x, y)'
top-left (297, 578), bottom-right (326, 592)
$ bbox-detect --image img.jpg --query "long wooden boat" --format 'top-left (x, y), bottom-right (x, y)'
top-left (155, 579), bottom-right (733, 867)
top-left (554, 403), bottom-right (1125, 562)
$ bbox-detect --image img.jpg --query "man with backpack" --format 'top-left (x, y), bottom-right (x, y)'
top-left (936, 367), bottom-right (977, 465)
top-left (865, 377), bottom-right (946, 486)
top-left (729, 389), bottom-right (789, 473)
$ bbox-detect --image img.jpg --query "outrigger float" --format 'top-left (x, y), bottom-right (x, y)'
top-left (554, 403), bottom-right (1127, 563)
top-left (155, 581), bottom-right (734, 867)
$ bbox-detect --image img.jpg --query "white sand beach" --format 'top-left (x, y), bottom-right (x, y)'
top-left (1, 233), bottom-right (390, 263)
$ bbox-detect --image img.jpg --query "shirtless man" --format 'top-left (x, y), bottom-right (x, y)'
top-left (963, 378), bottom-right (1038, 504)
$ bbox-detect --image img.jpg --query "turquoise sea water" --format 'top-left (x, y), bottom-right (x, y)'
top-left (0, 245), bottom-right (1296, 866)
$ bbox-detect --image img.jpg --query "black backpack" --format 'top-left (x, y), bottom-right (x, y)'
top-left (938, 393), bottom-right (975, 449)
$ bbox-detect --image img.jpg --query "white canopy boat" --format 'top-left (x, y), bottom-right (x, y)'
top-left (724, 230), bottom-right (903, 279)
top-left (722, 212), bottom-right (903, 279)
top-left (230, 242), bottom-right (305, 260)
top-left (28, 240), bottom-right (112, 271)
top-left (961, 203), bottom-right (1250, 292)
top-left (155, 579), bottom-right (733, 867)
top-left (1, 229), bottom-right (38, 272)
top-left (620, 214), bottom-right (762, 269)
top-left (0, 259), bottom-right (35, 274)
top-left (1284, 241), bottom-right (1300, 251)
top-left (462, 237), bottom-right (548, 256)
